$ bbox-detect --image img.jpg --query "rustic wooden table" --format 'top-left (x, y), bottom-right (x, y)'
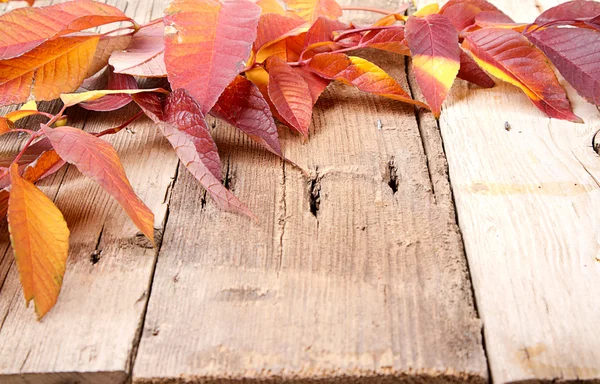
top-left (0, 0), bottom-right (598, 383)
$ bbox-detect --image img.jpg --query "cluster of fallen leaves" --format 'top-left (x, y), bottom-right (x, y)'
top-left (0, 0), bottom-right (599, 318)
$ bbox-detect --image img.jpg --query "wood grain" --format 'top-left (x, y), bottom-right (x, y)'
top-left (410, 0), bottom-right (600, 382)
top-left (0, 1), bottom-right (176, 383)
top-left (131, 1), bottom-right (487, 382)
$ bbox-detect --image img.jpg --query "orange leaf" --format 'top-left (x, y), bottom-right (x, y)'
top-left (164, 0), bottom-right (261, 114)
top-left (284, 0), bottom-right (342, 22)
top-left (462, 28), bottom-right (582, 123)
top-left (405, 14), bottom-right (460, 117)
top-left (87, 33), bottom-right (133, 78)
top-left (266, 56), bottom-right (313, 137)
top-left (41, 125), bottom-right (155, 242)
top-left (0, 0), bottom-right (131, 60)
top-left (8, 163), bottom-right (69, 319)
top-left (308, 53), bottom-right (429, 109)
top-left (0, 35), bottom-right (99, 106)
top-left (0, 117), bottom-right (13, 135)
top-left (256, 0), bottom-right (286, 15)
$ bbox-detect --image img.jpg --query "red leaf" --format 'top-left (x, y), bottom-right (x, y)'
top-left (440, 0), bottom-right (511, 31)
top-left (535, 1), bottom-right (600, 25)
top-left (294, 66), bottom-right (330, 104)
top-left (357, 27), bottom-right (411, 56)
top-left (41, 125), bottom-right (155, 243)
top-left (266, 56), bottom-right (313, 137)
top-left (0, 0), bottom-right (131, 60)
top-left (304, 16), bottom-right (347, 48)
top-left (527, 27), bottom-right (600, 106)
top-left (109, 23), bottom-right (167, 77)
top-left (255, 13), bottom-right (307, 52)
top-left (134, 90), bottom-right (222, 181)
top-left (137, 90), bottom-right (255, 218)
top-left (164, 0), bottom-right (261, 114)
top-left (405, 14), bottom-right (461, 117)
top-left (81, 68), bottom-right (138, 112)
top-left (457, 49), bottom-right (495, 88)
top-left (308, 52), bottom-right (429, 109)
top-left (211, 76), bottom-right (282, 157)
top-left (462, 28), bottom-right (582, 123)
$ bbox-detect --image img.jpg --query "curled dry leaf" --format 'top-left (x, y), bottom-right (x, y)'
top-left (8, 163), bottom-right (70, 319)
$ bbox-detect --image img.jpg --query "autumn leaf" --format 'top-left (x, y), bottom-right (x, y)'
top-left (534, 0), bottom-right (600, 26)
top-left (267, 56), bottom-right (313, 137)
top-left (8, 163), bottom-right (69, 319)
top-left (4, 100), bottom-right (38, 123)
top-left (0, 35), bottom-right (99, 106)
top-left (0, 117), bottom-right (12, 135)
top-left (87, 34), bottom-right (133, 78)
top-left (406, 14), bottom-right (461, 117)
top-left (255, 13), bottom-right (308, 62)
top-left (351, 27), bottom-right (411, 56)
top-left (80, 69), bottom-right (139, 112)
top-left (245, 66), bottom-right (294, 126)
top-left (413, 3), bottom-right (440, 17)
top-left (439, 0), bottom-right (511, 31)
top-left (136, 90), bottom-right (255, 218)
top-left (294, 66), bottom-right (330, 104)
top-left (462, 28), bottom-right (582, 123)
top-left (256, 0), bottom-right (286, 15)
top-left (457, 49), bottom-right (495, 88)
top-left (109, 23), bottom-right (166, 77)
top-left (304, 16), bottom-right (347, 48)
top-left (308, 53), bottom-right (429, 109)
top-left (0, 0), bottom-right (35, 6)
top-left (164, 0), bottom-right (261, 114)
top-left (284, 0), bottom-right (342, 22)
top-left (0, 0), bottom-right (131, 60)
top-left (211, 76), bottom-right (282, 156)
top-left (61, 87), bottom-right (168, 108)
top-left (527, 27), bottom-right (600, 106)
top-left (41, 125), bottom-right (155, 242)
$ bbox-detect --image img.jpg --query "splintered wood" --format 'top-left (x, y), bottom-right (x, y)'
top-left (0, 0), bottom-right (598, 383)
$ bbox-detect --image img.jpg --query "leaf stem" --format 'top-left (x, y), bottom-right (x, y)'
top-left (95, 111), bottom-right (144, 138)
top-left (12, 132), bottom-right (41, 166)
top-left (334, 25), bottom-right (400, 42)
top-left (140, 17), bottom-right (164, 29)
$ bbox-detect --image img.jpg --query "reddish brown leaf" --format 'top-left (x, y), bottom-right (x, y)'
top-left (527, 27), bottom-right (600, 106)
top-left (135, 90), bottom-right (222, 180)
top-left (0, 35), bottom-right (99, 106)
top-left (137, 90), bottom-right (254, 218)
top-left (406, 14), bottom-right (461, 117)
top-left (41, 125), bottom-right (155, 242)
top-left (80, 69), bottom-right (138, 112)
top-left (535, 0), bottom-right (600, 26)
top-left (356, 27), bottom-right (411, 56)
top-left (457, 49), bottom-right (495, 88)
top-left (211, 76), bottom-right (282, 156)
top-left (164, 0), bottom-right (261, 114)
top-left (255, 13), bottom-right (307, 52)
top-left (462, 28), bottom-right (582, 123)
top-left (440, 0), bottom-right (511, 31)
top-left (245, 66), bottom-right (294, 127)
top-left (308, 52), bottom-right (429, 109)
top-left (109, 23), bottom-right (167, 77)
top-left (294, 66), bottom-right (330, 104)
top-left (0, 0), bottom-right (131, 60)
top-left (267, 56), bottom-right (313, 137)
top-left (284, 0), bottom-right (342, 22)
top-left (8, 163), bottom-right (69, 319)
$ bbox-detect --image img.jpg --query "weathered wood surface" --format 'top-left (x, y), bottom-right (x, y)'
top-left (130, 1), bottom-right (487, 382)
top-left (0, 1), bottom-right (174, 383)
top-left (410, 0), bottom-right (600, 382)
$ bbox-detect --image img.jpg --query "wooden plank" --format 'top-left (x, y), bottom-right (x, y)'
top-left (410, 0), bottom-right (600, 382)
top-left (131, 1), bottom-right (488, 382)
top-left (0, 1), bottom-right (176, 383)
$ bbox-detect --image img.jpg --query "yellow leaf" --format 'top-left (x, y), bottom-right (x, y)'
top-left (5, 100), bottom-right (38, 123)
top-left (414, 3), bottom-right (440, 17)
top-left (60, 88), bottom-right (168, 107)
top-left (8, 163), bottom-right (70, 319)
